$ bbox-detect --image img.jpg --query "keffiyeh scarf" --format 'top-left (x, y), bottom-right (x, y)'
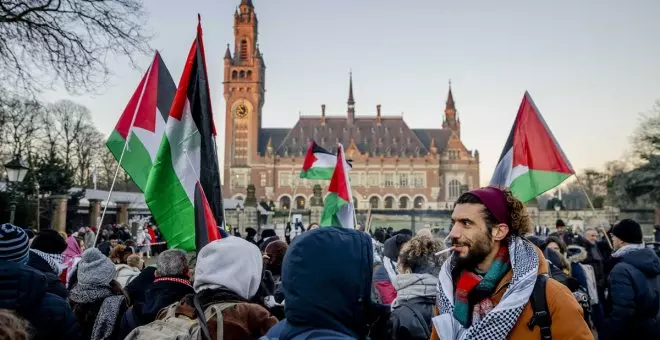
top-left (30, 249), bottom-right (64, 275)
top-left (453, 245), bottom-right (510, 327)
top-left (432, 237), bottom-right (539, 340)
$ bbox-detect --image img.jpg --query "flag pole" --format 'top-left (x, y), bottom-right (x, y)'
top-left (353, 197), bottom-right (359, 230)
top-left (573, 173), bottom-right (614, 249)
top-left (93, 59), bottom-right (155, 248)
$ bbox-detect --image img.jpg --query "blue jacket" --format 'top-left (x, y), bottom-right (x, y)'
top-left (262, 227), bottom-right (376, 340)
top-left (603, 248), bottom-right (660, 340)
top-left (0, 261), bottom-right (82, 340)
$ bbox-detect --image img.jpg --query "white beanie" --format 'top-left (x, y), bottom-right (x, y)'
top-left (193, 236), bottom-right (263, 299)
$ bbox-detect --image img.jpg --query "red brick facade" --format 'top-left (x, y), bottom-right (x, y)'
top-left (222, 1), bottom-right (480, 210)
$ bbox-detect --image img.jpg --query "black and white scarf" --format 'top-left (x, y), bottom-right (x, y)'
top-left (432, 236), bottom-right (539, 340)
top-left (30, 249), bottom-right (64, 275)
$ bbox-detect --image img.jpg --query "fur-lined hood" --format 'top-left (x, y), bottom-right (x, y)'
top-left (567, 245), bottom-right (588, 263)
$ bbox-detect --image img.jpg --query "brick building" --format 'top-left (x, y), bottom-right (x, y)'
top-left (222, 0), bottom-right (480, 210)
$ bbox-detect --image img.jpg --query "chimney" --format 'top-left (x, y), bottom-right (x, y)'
top-left (376, 104), bottom-right (382, 126)
top-left (321, 104), bottom-right (326, 126)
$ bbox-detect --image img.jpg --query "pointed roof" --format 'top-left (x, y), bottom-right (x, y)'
top-left (347, 71), bottom-right (355, 106)
top-left (224, 44), bottom-right (232, 59)
top-left (445, 80), bottom-right (456, 112)
top-left (240, 0), bottom-right (254, 8)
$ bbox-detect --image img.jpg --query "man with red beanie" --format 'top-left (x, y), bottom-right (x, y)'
top-left (430, 187), bottom-right (591, 340)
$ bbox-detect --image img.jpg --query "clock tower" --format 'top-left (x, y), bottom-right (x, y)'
top-left (223, 0), bottom-right (265, 193)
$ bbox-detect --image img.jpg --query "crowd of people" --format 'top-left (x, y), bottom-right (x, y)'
top-left (0, 186), bottom-right (659, 339)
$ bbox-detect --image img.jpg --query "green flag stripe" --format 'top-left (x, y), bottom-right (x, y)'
top-left (509, 169), bottom-right (572, 203)
top-left (300, 167), bottom-right (334, 180)
top-left (106, 129), bottom-right (153, 192)
top-left (144, 137), bottom-right (196, 251)
top-left (320, 192), bottom-right (349, 227)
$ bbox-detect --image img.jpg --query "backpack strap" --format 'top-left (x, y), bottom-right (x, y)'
top-left (527, 274), bottom-right (552, 340)
top-left (204, 302), bottom-right (240, 340)
top-left (401, 304), bottom-right (430, 339)
top-left (193, 295), bottom-right (213, 340)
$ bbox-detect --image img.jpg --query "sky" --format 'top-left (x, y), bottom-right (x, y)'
top-left (42, 0), bottom-right (660, 186)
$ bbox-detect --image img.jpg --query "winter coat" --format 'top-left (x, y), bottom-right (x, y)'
top-left (430, 246), bottom-right (592, 340)
top-left (117, 276), bottom-right (195, 339)
top-left (0, 261), bottom-right (82, 340)
top-left (602, 247), bottom-right (660, 340)
top-left (115, 264), bottom-right (141, 288)
top-left (263, 227), bottom-right (389, 340)
top-left (124, 266), bottom-right (156, 305)
top-left (26, 251), bottom-right (68, 299)
top-left (69, 283), bottom-right (128, 340)
top-left (388, 273), bottom-right (436, 340)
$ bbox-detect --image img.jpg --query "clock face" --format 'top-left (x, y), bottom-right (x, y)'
top-left (235, 104), bottom-right (248, 118)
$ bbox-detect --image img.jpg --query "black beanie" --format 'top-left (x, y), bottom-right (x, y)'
top-left (611, 219), bottom-right (643, 244)
top-left (556, 219), bottom-right (566, 228)
top-left (31, 229), bottom-right (67, 254)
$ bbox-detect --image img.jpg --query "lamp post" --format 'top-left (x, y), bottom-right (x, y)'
top-left (34, 181), bottom-right (40, 231)
top-left (554, 202), bottom-right (561, 221)
top-left (4, 156), bottom-right (29, 225)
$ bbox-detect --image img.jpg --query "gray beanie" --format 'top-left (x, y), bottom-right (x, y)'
top-left (77, 248), bottom-right (116, 286)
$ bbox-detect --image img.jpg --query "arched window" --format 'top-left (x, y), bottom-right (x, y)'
top-left (449, 179), bottom-right (462, 200)
top-left (239, 70), bottom-right (246, 79)
top-left (369, 197), bottom-right (380, 209)
top-left (234, 195), bottom-right (244, 201)
top-left (399, 196), bottom-right (409, 209)
top-left (247, 70), bottom-right (252, 79)
top-left (279, 196), bottom-right (290, 210)
top-left (384, 197), bottom-right (394, 209)
top-left (240, 40), bottom-right (248, 61)
top-left (352, 196), bottom-right (358, 210)
top-left (295, 196), bottom-right (306, 210)
top-left (414, 196), bottom-right (425, 209)
top-left (232, 70), bottom-right (238, 79)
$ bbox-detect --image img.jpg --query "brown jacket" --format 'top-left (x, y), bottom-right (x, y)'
top-left (431, 247), bottom-right (593, 340)
top-left (174, 297), bottom-right (278, 340)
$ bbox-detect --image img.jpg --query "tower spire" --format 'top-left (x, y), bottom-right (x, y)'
top-left (445, 79), bottom-right (456, 112)
top-left (347, 71), bottom-right (355, 106)
top-left (224, 44), bottom-right (232, 60)
top-left (240, 0), bottom-right (254, 8)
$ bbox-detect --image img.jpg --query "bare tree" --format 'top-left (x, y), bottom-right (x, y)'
top-left (0, 94), bottom-right (44, 163)
top-left (74, 123), bottom-right (103, 186)
top-left (0, 0), bottom-right (151, 94)
top-left (46, 100), bottom-right (92, 170)
top-left (633, 100), bottom-right (660, 161)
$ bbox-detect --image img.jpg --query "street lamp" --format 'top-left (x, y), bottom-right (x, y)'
top-left (4, 156), bottom-right (29, 225)
top-left (554, 202), bottom-right (561, 220)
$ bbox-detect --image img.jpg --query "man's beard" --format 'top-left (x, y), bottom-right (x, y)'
top-left (452, 231), bottom-right (493, 270)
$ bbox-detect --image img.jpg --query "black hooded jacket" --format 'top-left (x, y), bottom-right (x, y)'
top-left (264, 227), bottom-right (390, 339)
top-left (26, 252), bottom-right (68, 299)
top-left (602, 247), bottom-right (660, 340)
top-left (0, 261), bottom-right (82, 340)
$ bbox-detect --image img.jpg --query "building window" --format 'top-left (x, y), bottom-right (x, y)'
top-left (412, 173), bottom-right (425, 188)
top-left (414, 196), bottom-right (425, 209)
top-left (398, 173), bottom-right (409, 188)
top-left (367, 172), bottom-right (379, 187)
top-left (369, 197), bottom-right (380, 209)
top-left (247, 70), bottom-right (253, 79)
top-left (239, 70), bottom-right (245, 79)
top-left (384, 196), bottom-right (394, 209)
top-left (449, 179), bottom-right (462, 200)
top-left (349, 172), bottom-right (360, 186)
top-left (399, 196), bottom-right (409, 209)
top-left (232, 172), bottom-right (247, 189)
top-left (383, 173), bottom-right (394, 187)
top-left (448, 150), bottom-right (460, 160)
top-left (232, 70), bottom-right (238, 79)
top-left (295, 196), bottom-right (306, 210)
top-left (240, 40), bottom-right (248, 61)
top-left (279, 172), bottom-right (291, 187)
top-left (260, 172), bottom-right (266, 186)
top-left (280, 196), bottom-right (290, 210)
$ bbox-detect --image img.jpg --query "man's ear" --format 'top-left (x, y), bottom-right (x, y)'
top-left (492, 223), bottom-right (510, 241)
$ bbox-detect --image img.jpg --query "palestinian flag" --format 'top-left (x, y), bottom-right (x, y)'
top-left (106, 51), bottom-right (176, 192)
top-left (300, 140), bottom-right (352, 180)
top-left (144, 19), bottom-right (227, 252)
top-left (320, 144), bottom-right (355, 228)
top-left (490, 92), bottom-right (574, 203)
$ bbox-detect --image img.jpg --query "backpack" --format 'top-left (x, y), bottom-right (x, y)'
top-left (528, 274), bottom-right (552, 340)
top-left (124, 298), bottom-right (239, 340)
